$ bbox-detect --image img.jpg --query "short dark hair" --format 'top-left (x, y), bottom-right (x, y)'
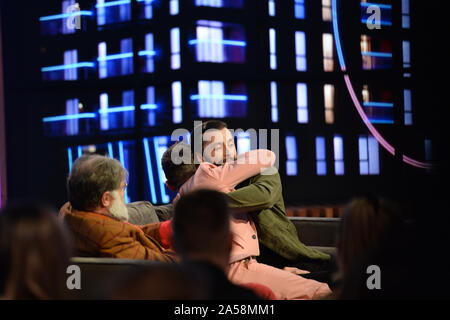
top-left (190, 120), bottom-right (228, 154)
top-left (67, 155), bottom-right (128, 211)
top-left (192, 120), bottom-right (228, 138)
top-left (161, 142), bottom-right (197, 190)
top-left (173, 189), bottom-right (230, 256)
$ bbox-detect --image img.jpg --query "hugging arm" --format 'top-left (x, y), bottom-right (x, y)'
top-left (218, 149), bottom-right (276, 187)
top-left (226, 168), bottom-right (282, 214)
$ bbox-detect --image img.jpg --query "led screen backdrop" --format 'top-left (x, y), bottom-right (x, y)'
top-left (0, 0), bottom-right (439, 208)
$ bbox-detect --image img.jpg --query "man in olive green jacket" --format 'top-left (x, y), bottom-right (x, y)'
top-left (189, 120), bottom-right (333, 280)
top-left (127, 169), bottom-right (332, 274)
top-left (227, 169), bottom-right (330, 262)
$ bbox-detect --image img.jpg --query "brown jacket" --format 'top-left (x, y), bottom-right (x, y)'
top-left (63, 208), bottom-right (178, 262)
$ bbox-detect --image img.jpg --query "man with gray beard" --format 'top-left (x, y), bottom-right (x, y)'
top-left (62, 154), bottom-right (177, 262)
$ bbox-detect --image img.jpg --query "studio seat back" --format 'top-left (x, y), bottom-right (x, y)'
top-left (288, 217), bottom-right (340, 257)
top-left (288, 217), bottom-right (340, 247)
top-left (65, 257), bottom-right (161, 299)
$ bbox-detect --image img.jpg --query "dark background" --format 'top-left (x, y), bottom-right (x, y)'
top-left (0, 1), bottom-right (444, 219)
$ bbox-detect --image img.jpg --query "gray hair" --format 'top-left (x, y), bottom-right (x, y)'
top-left (67, 154), bottom-right (128, 211)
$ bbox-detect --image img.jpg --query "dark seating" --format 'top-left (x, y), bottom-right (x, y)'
top-left (66, 218), bottom-right (340, 298)
top-left (65, 257), bottom-right (161, 299)
top-left (289, 217), bottom-right (339, 257)
top-left (289, 217), bottom-right (340, 247)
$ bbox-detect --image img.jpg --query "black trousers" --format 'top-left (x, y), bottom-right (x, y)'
top-left (257, 244), bottom-right (338, 288)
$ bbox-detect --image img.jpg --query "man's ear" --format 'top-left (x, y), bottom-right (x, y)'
top-left (101, 191), bottom-right (112, 208)
top-left (165, 181), bottom-right (177, 192)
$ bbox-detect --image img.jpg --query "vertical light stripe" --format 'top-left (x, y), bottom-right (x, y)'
top-left (170, 28), bottom-right (181, 69)
top-left (143, 138), bottom-right (157, 204)
top-left (268, 0), bottom-right (275, 16)
top-left (97, 0), bottom-right (106, 25)
top-left (146, 86), bottom-right (156, 126)
top-left (100, 93), bottom-right (109, 130)
top-left (404, 89), bottom-right (412, 112)
top-left (368, 136), bottom-right (380, 175)
top-left (402, 40), bottom-right (410, 67)
top-left (170, 0), bottom-right (179, 15)
top-left (236, 132), bottom-right (251, 154)
top-left (118, 141), bottom-right (130, 203)
top-left (333, 135), bottom-right (344, 175)
top-left (98, 42), bottom-right (107, 78)
top-left (120, 38), bottom-right (133, 75)
top-left (269, 28), bottom-right (276, 69)
top-left (297, 83), bottom-right (308, 123)
top-left (285, 135), bottom-right (298, 176)
top-left (67, 148), bottom-right (73, 173)
top-left (295, 31), bottom-right (306, 71)
top-left (153, 137), bottom-right (170, 203)
top-left (145, 33), bottom-right (155, 72)
top-left (172, 81), bottom-right (182, 123)
top-left (322, 33), bottom-right (334, 71)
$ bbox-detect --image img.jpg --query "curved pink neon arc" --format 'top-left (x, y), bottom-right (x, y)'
top-left (343, 75), bottom-right (432, 170)
top-left (332, 0), bottom-right (432, 170)
top-left (344, 75), bottom-right (395, 156)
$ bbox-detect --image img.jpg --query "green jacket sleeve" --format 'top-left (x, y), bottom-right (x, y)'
top-left (226, 167), bottom-right (282, 213)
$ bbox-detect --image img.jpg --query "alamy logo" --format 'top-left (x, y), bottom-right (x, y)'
top-left (66, 265), bottom-right (81, 290)
top-left (66, 3), bottom-right (81, 31)
top-left (366, 265), bottom-right (381, 290)
top-left (169, 121), bottom-right (280, 173)
top-left (366, 5), bottom-right (381, 29)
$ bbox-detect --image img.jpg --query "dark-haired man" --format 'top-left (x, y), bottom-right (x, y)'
top-left (160, 140), bottom-right (331, 299)
top-left (191, 120), bottom-right (332, 270)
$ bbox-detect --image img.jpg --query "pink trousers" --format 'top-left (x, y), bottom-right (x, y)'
top-left (228, 258), bottom-right (331, 300)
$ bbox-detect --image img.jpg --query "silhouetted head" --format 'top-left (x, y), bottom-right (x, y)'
top-left (336, 196), bottom-right (403, 276)
top-left (172, 189), bottom-right (232, 271)
top-left (0, 202), bottom-right (73, 299)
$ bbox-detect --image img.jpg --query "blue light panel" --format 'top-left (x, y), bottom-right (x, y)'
top-left (295, 31), bottom-right (307, 71)
top-left (98, 105), bottom-right (135, 114)
top-left (42, 113), bottom-right (97, 122)
top-left (143, 138), bottom-right (157, 204)
top-left (190, 94), bottom-right (247, 101)
top-left (316, 137), bottom-right (327, 176)
top-left (118, 140), bottom-right (130, 203)
top-left (153, 137), bottom-right (170, 204)
top-left (361, 52), bottom-right (392, 58)
top-left (285, 135), bottom-right (298, 176)
top-left (295, 0), bottom-right (305, 19)
top-left (97, 52), bottom-right (133, 61)
top-left (363, 102), bottom-right (394, 108)
top-left (271, 81), bottom-right (278, 123)
top-left (188, 39), bottom-right (246, 47)
top-left (39, 11), bottom-right (93, 21)
top-left (67, 147), bottom-right (73, 173)
top-left (108, 142), bottom-right (114, 158)
top-left (333, 135), bottom-right (344, 175)
top-left (172, 81), bottom-right (182, 124)
top-left (41, 62), bottom-right (95, 72)
top-left (297, 83), bottom-right (308, 123)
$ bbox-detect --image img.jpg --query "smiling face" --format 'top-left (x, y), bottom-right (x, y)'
top-left (202, 127), bottom-right (237, 165)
